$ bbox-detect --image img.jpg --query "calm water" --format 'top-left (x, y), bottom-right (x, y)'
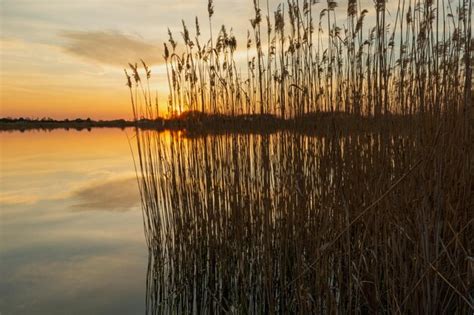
top-left (2, 128), bottom-right (468, 313)
top-left (0, 129), bottom-right (146, 315)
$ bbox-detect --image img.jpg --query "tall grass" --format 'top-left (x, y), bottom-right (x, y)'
top-left (137, 118), bottom-right (472, 313)
top-left (126, 0), bottom-right (471, 119)
top-left (125, 0), bottom-right (473, 313)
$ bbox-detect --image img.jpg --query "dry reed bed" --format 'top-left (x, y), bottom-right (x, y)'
top-left (134, 113), bottom-right (472, 314)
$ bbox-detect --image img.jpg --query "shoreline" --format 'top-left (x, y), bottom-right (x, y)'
top-left (0, 112), bottom-right (446, 134)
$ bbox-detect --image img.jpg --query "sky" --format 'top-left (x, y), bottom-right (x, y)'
top-left (0, 0), bottom-right (266, 119)
top-left (0, 0), bottom-right (396, 120)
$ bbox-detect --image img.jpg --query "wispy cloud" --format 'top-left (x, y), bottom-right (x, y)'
top-left (60, 30), bottom-right (163, 67)
top-left (0, 193), bottom-right (40, 206)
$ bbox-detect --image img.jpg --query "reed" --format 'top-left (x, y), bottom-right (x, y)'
top-left (125, 0), bottom-right (473, 313)
top-left (125, 0), bottom-right (471, 119)
top-left (135, 114), bottom-right (472, 313)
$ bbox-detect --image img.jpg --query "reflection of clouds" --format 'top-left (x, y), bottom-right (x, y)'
top-left (0, 175), bottom-right (139, 208)
top-left (60, 30), bottom-right (163, 66)
top-left (71, 176), bottom-right (140, 212)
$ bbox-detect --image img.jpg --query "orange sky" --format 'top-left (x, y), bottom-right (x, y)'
top-left (0, 0), bottom-right (255, 120)
top-left (0, 0), bottom-right (386, 120)
top-left (0, 33), bottom-right (168, 120)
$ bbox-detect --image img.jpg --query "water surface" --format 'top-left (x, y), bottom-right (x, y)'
top-left (2, 128), bottom-right (469, 313)
top-left (1, 129), bottom-right (146, 315)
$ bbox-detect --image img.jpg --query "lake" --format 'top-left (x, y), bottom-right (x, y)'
top-left (1, 126), bottom-right (471, 313)
top-left (1, 129), bottom-right (146, 314)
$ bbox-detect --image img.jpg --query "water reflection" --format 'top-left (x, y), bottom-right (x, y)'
top-left (134, 131), bottom-right (434, 313)
top-left (1, 128), bottom-right (470, 313)
top-left (71, 176), bottom-right (139, 212)
top-left (0, 129), bottom-right (146, 315)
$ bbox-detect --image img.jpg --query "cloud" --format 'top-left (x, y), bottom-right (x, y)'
top-left (0, 193), bottom-right (39, 206)
top-left (71, 176), bottom-right (140, 212)
top-left (60, 30), bottom-right (163, 67)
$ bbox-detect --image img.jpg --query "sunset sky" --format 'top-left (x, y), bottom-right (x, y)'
top-left (0, 0), bottom-right (253, 119)
top-left (1, 0), bottom-right (386, 120)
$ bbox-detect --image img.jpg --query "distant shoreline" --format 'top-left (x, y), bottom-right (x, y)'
top-left (1, 112), bottom-right (469, 135)
top-left (0, 117), bottom-right (139, 132)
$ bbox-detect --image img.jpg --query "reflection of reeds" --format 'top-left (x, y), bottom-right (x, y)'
top-left (134, 115), bottom-right (473, 313)
top-left (126, 0), bottom-right (471, 119)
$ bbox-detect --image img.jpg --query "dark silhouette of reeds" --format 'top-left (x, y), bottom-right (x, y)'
top-left (125, 0), bottom-right (472, 120)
